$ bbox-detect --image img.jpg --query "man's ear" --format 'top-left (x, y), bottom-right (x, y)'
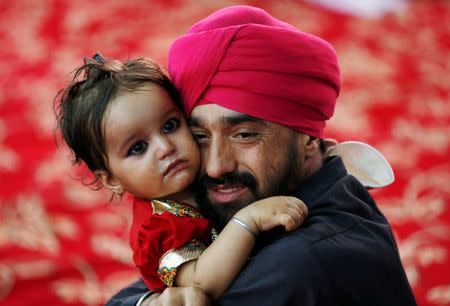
top-left (323, 138), bottom-right (338, 149)
top-left (95, 170), bottom-right (124, 195)
top-left (299, 134), bottom-right (320, 158)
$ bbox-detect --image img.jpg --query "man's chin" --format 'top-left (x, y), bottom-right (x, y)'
top-left (199, 192), bottom-right (255, 230)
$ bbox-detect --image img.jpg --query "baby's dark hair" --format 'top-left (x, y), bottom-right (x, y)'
top-left (54, 54), bottom-right (181, 182)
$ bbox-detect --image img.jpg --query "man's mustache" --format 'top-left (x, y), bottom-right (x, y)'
top-left (197, 172), bottom-right (258, 190)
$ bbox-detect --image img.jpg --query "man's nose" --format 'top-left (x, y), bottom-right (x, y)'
top-left (204, 137), bottom-right (237, 179)
top-left (154, 136), bottom-right (176, 160)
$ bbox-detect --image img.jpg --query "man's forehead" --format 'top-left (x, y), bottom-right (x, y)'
top-left (188, 104), bottom-right (264, 126)
top-left (189, 104), bottom-right (240, 118)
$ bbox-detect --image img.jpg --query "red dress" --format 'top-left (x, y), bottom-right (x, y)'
top-left (129, 197), bottom-right (213, 291)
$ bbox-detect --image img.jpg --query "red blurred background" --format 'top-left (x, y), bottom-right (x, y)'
top-left (0, 1), bottom-right (449, 305)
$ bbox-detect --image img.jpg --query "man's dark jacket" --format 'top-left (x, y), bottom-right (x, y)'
top-left (106, 157), bottom-right (417, 306)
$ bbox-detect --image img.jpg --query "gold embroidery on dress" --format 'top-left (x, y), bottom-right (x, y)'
top-left (151, 199), bottom-right (202, 218)
top-left (158, 240), bottom-right (206, 287)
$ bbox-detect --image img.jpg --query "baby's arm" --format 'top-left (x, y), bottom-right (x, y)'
top-left (174, 196), bottom-right (308, 299)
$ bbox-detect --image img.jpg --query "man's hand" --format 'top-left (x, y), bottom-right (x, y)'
top-left (143, 287), bottom-right (211, 306)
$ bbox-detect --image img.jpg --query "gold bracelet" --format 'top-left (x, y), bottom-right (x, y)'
top-left (158, 240), bottom-right (206, 287)
top-left (231, 217), bottom-right (258, 237)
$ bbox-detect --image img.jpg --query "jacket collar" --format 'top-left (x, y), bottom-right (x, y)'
top-left (292, 156), bottom-right (348, 209)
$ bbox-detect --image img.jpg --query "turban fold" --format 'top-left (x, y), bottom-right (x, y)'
top-left (168, 5), bottom-right (340, 138)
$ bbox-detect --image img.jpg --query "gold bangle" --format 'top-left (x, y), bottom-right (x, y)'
top-left (231, 217), bottom-right (257, 237)
top-left (158, 240), bottom-right (206, 287)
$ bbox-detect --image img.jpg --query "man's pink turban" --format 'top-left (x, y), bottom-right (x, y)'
top-left (168, 5), bottom-right (340, 138)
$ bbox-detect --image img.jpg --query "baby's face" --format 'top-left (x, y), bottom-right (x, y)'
top-left (101, 83), bottom-right (200, 199)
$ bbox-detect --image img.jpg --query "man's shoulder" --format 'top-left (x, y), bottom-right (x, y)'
top-left (250, 222), bottom-right (342, 272)
top-left (254, 208), bottom-right (394, 269)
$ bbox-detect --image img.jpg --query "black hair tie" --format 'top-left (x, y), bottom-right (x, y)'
top-left (92, 53), bottom-right (104, 62)
top-left (83, 53), bottom-right (105, 65)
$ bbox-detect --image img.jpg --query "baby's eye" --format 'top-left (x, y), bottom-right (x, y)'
top-left (163, 118), bottom-right (180, 133)
top-left (127, 141), bottom-right (148, 156)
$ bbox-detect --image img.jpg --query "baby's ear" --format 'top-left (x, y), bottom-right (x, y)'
top-left (95, 170), bottom-right (124, 195)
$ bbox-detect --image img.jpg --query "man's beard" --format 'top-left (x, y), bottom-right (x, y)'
top-left (194, 138), bottom-right (302, 231)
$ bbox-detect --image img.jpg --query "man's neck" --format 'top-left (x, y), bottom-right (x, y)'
top-left (289, 151), bottom-right (325, 192)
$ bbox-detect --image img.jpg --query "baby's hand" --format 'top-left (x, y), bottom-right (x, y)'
top-left (234, 196), bottom-right (308, 235)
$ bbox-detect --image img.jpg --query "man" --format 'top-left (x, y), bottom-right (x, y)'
top-left (106, 5), bottom-right (416, 306)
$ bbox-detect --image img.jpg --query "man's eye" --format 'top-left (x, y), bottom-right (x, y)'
top-left (163, 118), bottom-right (180, 133)
top-left (192, 132), bottom-right (208, 143)
top-left (236, 132), bottom-right (257, 139)
top-left (127, 141), bottom-right (148, 156)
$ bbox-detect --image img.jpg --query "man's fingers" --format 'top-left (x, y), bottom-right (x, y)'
top-left (144, 293), bottom-right (160, 306)
top-left (148, 287), bottom-right (210, 306)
